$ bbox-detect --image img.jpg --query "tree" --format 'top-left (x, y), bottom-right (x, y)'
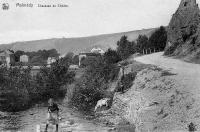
top-left (48, 49), bottom-right (60, 57)
top-left (104, 48), bottom-right (121, 64)
top-left (72, 55), bottom-right (79, 65)
top-left (71, 55), bottom-right (119, 112)
top-left (117, 36), bottom-right (136, 59)
top-left (36, 57), bottom-right (75, 99)
top-left (136, 35), bottom-right (149, 53)
top-left (63, 52), bottom-right (74, 64)
top-left (14, 50), bottom-right (25, 62)
top-left (149, 26), bottom-right (167, 51)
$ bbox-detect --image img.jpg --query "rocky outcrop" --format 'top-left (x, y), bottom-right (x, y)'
top-left (164, 0), bottom-right (200, 57)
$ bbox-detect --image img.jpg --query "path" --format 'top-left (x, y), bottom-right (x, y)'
top-left (134, 52), bottom-right (200, 97)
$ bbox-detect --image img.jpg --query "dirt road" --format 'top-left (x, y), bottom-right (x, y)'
top-left (134, 52), bottom-right (200, 99)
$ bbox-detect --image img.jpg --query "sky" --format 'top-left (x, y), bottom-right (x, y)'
top-left (0, 0), bottom-right (197, 44)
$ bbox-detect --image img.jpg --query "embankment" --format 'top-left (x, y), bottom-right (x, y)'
top-left (97, 53), bottom-right (200, 132)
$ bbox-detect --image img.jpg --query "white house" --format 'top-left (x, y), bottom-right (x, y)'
top-left (47, 57), bottom-right (57, 65)
top-left (91, 47), bottom-right (105, 55)
top-left (20, 55), bottom-right (29, 63)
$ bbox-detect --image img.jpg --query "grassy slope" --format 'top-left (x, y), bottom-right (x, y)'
top-left (0, 28), bottom-right (156, 55)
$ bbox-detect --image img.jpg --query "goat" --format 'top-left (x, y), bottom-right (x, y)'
top-left (94, 98), bottom-right (110, 112)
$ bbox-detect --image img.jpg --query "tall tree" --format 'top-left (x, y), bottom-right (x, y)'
top-left (117, 36), bottom-right (136, 59)
top-left (136, 35), bottom-right (149, 53)
top-left (104, 48), bottom-right (121, 64)
top-left (149, 26), bottom-right (167, 51)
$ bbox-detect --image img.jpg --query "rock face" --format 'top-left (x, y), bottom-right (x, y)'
top-left (164, 0), bottom-right (200, 56)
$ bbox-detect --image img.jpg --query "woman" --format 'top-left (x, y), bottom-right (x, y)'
top-left (45, 98), bottom-right (59, 132)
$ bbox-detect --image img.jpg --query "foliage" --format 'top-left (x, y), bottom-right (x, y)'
top-left (63, 52), bottom-right (74, 64)
top-left (104, 48), bottom-right (122, 64)
top-left (70, 56), bottom-right (119, 112)
top-left (136, 26), bottom-right (167, 53)
top-left (13, 49), bottom-right (60, 66)
top-left (0, 66), bottom-right (34, 111)
top-left (72, 55), bottom-right (79, 65)
top-left (116, 36), bottom-right (136, 59)
top-left (148, 26), bottom-right (167, 51)
top-left (116, 72), bottom-right (137, 92)
top-left (136, 35), bottom-right (149, 53)
top-left (80, 55), bottom-right (100, 68)
top-left (36, 58), bottom-right (75, 99)
top-left (0, 55), bottom-right (75, 112)
top-left (14, 50), bottom-right (25, 62)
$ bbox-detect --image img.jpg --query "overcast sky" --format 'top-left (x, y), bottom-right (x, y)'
top-left (0, 0), bottom-right (197, 44)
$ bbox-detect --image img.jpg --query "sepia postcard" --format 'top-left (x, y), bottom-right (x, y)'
top-left (0, 0), bottom-right (200, 132)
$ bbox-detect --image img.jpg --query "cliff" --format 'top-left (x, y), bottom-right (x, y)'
top-left (164, 0), bottom-right (200, 63)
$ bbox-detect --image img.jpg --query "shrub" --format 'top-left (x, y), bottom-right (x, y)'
top-left (0, 66), bottom-right (34, 111)
top-left (70, 56), bottom-right (120, 113)
top-left (0, 55), bottom-right (75, 112)
top-left (116, 72), bottom-right (137, 92)
top-left (104, 48), bottom-right (122, 64)
top-left (35, 58), bottom-right (75, 100)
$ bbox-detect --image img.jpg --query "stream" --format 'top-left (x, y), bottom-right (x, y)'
top-left (0, 98), bottom-right (113, 132)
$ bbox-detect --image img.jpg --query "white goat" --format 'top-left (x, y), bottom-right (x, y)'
top-left (94, 98), bottom-right (110, 112)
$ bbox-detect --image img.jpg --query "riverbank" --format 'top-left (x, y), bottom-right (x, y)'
top-left (0, 97), bottom-right (115, 132)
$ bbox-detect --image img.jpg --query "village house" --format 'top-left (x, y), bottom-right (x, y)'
top-left (91, 47), bottom-right (105, 55)
top-left (47, 57), bottom-right (57, 65)
top-left (0, 50), bottom-right (15, 67)
top-left (20, 55), bottom-right (29, 63)
top-left (78, 47), bottom-right (104, 66)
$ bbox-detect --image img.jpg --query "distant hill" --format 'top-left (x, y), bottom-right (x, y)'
top-left (0, 28), bottom-right (156, 55)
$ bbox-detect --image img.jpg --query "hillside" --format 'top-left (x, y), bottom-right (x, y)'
top-left (0, 28), bottom-right (156, 55)
top-left (96, 52), bottom-right (200, 131)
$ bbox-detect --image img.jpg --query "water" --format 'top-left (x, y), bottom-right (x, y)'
top-left (0, 98), bottom-right (112, 132)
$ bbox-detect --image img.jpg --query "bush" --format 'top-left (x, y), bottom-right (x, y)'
top-left (35, 58), bottom-right (75, 100)
top-left (13, 49), bottom-right (60, 66)
top-left (70, 77), bottom-right (105, 112)
top-left (116, 72), bottom-right (137, 92)
top-left (0, 66), bottom-right (34, 111)
top-left (104, 48), bottom-right (122, 64)
top-left (70, 56), bottom-right (120, 113)
top-left (0, 55), bottom-right (75, 112)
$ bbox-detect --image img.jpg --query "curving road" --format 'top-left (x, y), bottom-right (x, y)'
top-left (134, 52), bottom-right (200, 97)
